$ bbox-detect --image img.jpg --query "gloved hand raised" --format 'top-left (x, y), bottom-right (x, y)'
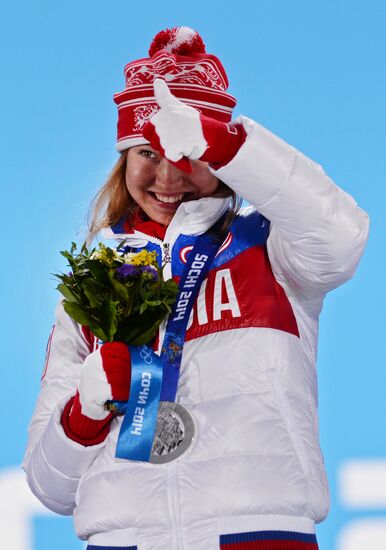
top-left (61, 342), bottom-right (131, 446)
top-left (143, 79), bottom-right (245, 173)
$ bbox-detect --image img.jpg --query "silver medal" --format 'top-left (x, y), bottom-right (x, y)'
top-left (150, 401), bottom-right (195, 464)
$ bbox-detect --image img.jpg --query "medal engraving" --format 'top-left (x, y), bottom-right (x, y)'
top-left (150, 402), bottom-right (195, 464)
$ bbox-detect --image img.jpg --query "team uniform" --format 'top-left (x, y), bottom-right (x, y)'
top-left (23, 114), bottom-right (369, 549)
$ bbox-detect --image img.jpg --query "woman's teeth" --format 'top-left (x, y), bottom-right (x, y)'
top-left (154, 193), bottom-right (184, 204)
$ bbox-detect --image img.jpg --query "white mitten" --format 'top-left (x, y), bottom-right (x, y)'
top-left (143, 79), bottom-right (207, 171)
top-left (79, 342), bottom-right (132, 420)
top-left (143, 79), bottom-right (245, 171)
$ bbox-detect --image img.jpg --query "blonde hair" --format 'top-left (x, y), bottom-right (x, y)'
top-left (88, 152), bottom-right (241, 242)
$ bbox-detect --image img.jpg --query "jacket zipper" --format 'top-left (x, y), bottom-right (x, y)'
top-left (163, 242), bottom-right (171, 265)
top-left (155, 241), bottom-right (172, 354)
top-left (161, 241), bottom-right (184, 547)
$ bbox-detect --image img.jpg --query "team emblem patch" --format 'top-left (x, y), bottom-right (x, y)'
top-left (180, 233), bottom-right (232, 264)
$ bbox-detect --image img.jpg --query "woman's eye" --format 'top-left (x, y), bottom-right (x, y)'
top-left (140, 149), bottom-right (157, 159)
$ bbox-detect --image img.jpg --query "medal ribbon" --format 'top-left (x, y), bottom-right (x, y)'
top-left (159, 232), bottom-right (223, 402)
top-left (115, 345), bottom-right (163, 460)
top-left (114, 220), bottom-right (225, 461)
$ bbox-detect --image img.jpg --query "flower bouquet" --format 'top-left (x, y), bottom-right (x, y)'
top-left (54, 242), bottom-right (178, 345)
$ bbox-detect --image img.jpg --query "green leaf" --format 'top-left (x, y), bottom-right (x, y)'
top-left (56, 283), bottom-right (78, 303)
top-left (89, 326), bottom-right (109, 342)
top-left (139, 302), bottom-right (147, 315)
top-left (107, 271), bottom-right (130, 302)
top-left (116, 238), bottom-right (129, 252)
top-left (82, 279), bottom-right (104, 308)
top-left (63, 300), bottom-right (94, 327)
top-left (80, 241), bottom-right (89, 256)
top-left (60, 249), bottom-right (72, 260)
top-left (100, 299), bottom-right (119, 342)
top-left (130, 317), bottom-right (163, 345)
top-left (85, 260), bottom-right (111, 286)
top-left (117, 308), bottom-right (165, 345)
top-left (145, 299), bottom-right (162, 307)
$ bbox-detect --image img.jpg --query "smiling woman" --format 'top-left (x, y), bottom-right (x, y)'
top-left (88, 145), bottom-right (239, 240)
top-left (23, 25), bottom-right (369, 550)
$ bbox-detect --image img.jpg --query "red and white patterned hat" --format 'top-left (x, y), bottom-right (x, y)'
top-left (114, 26), bottom-right (237, 151)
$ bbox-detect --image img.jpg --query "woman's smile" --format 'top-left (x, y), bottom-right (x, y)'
top-left (152, 192), bottom-right (185, 204)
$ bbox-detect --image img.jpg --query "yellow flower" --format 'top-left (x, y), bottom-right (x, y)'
top-left (130, 250), bottom-right (158, 267)
top-left (91, 243), bottom-right (122, 265)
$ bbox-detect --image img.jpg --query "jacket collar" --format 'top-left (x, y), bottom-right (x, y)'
top-left (101, 196), bottom-right (231, 244)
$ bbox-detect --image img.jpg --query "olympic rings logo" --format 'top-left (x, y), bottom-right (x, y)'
top-left (139, 346), bottom-right (153, 365)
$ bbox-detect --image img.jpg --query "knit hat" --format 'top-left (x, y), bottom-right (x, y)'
top-left (114, 26), bottom-right (237, 152)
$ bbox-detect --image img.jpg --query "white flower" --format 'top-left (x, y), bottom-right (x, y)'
top-left (90, 250), bottom-right (103, 260)
top-left (90, 244), bottom-right (123, 264)
top-left (122, 252), bottom-right (137, 263)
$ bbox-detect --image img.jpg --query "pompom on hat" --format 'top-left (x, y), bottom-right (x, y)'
top-left (114, 27), bottom-right (237, 151)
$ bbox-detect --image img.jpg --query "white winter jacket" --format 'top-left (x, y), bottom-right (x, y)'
top-left (23, 117), bottom-right (369, 550)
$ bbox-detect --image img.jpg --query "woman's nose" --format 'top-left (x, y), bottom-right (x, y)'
top-left (155, 157), bottom-right (184, 189)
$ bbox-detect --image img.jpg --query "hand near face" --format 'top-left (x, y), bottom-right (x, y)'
top-left (143, 79), bottom-right (245, 173)
top-left (143, 79), bottom-right (204, 173)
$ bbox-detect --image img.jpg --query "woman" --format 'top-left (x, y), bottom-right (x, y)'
top-left (23, 27), bottom-right (369, 550)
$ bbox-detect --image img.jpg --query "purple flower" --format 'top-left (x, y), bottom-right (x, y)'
top-left (140, 265), bottom-right (159, 280)
top-left (116, 264), bottom-right (139, 280)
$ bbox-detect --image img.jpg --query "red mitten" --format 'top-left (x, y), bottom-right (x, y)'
top-left (61, 342), bottom-right (131, 446)
top-left (197, 117), bottom-right (246, 169)
top-left (61, 392), bottom-right (113, 446)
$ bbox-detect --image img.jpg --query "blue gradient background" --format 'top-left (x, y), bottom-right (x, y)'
top-left (0, 1), bottom-right (384, 548)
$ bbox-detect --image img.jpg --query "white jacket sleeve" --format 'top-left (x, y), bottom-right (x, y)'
top-left (22, 302), bottom-right (104, 515)
top-left (212, 116), bottom-right (369, 298)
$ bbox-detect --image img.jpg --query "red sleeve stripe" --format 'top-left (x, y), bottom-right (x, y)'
top-left (41, 325), bottom-right (56, 380)
top-left (81, 325), bottom-right (97, 353)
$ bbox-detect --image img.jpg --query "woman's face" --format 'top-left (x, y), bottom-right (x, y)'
top-left (125, 145), bottom-right (220, 226)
